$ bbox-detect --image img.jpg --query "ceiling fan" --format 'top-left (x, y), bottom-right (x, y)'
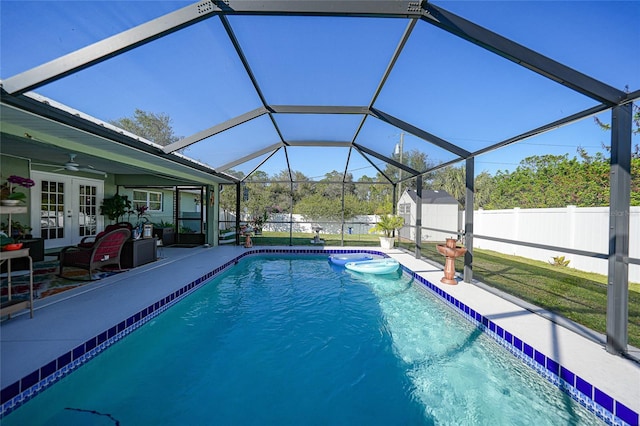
top-left (46, 153), bottom-right (108, 177)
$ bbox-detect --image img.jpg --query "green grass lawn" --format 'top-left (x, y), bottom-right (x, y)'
top-left (405, 241), bottom-right (640, 349)
top-left (243, 232), bottom-right (640, 349)
top-left (250, 231), bottom-right (381, 247)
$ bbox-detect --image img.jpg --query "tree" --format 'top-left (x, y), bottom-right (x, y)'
top-left (219, 170), bottom-right (244, 216)
top-left (378, 148), bottom-right (433, 191)
top-left (430, 165), bottom-right (495, 209)
top-left (317, 170), bottom-right (355, 199)
top-left (242, 171), bottom-right (271, 220)
top-left (263, 169), bottom-right (314, 213)
top-left (295, 192), bottom-right (364, 221)
top-left (474, 171), bottom-right (495, 209)
top-left (431, 166), bottom-right (465, 207)
top-left (295, 193), bottom-right (340, 221)
top-left (594, 101), bottom-right (640, 134)
top-left (483, 153), bottom-right (636, 209)
top-left (110, 109), bottom-right (181, 146)
top-left (593, 101), bottom-right (640, 157)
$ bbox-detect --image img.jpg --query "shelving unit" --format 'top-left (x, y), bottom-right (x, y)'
top-left (0, 205), bottom-right (34, 319)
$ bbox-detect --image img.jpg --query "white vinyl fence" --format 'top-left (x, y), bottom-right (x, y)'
top-left (219, 212), bottom-right (378, 234)
top-left (219, 207), bottom-right (639, 282)
top-left (464, 206), bottom-right (640, 282)
top-left (264, 214), bottom-right (378, 234)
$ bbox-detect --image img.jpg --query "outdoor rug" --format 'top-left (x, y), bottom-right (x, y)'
top-left (1, 259), bottom-right (120, 303)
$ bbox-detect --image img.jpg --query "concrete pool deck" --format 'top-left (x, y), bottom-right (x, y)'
top-left (1, 245), bottom-right (639, 422)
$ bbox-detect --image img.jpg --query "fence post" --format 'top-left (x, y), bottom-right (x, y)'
top-left (341, 182), bottom-right (345, 246)
top-left (289, 181), bottom-right (294, 246)
top-left (567, 205), bottom-right (577, 264)
top-left (415, 176), bottom-right (422, 259)
top-left (513, 207), bottom-right (520, 256)
top-left (235, 183), bottom-right (241, 246)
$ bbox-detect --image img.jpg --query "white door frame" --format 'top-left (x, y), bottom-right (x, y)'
top-left (30, 171), bottom-right (105, 249)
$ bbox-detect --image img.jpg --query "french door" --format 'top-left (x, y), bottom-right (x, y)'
top-left (30, 172), bottom-right (104, 249)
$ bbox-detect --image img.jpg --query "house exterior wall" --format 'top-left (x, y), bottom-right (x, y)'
top-left (0, 155), bottom-right (31, 229)
top-left (116, 187), bottom-right (176, 226)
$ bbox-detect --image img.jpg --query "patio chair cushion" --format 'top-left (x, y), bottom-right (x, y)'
top-left (77, 222), bottom-right (133, 248)
top-left (59, 228), bottom-right (131, 280)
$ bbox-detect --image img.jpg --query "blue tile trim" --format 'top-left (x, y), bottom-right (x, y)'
top-left (404, 265), bottom-right (635, 426)
top-left (1, 249), bottom-right (636, 426)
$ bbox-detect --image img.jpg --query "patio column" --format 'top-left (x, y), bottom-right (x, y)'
top-left (606, 103), bottom-right (632, 355)
top-left (464, 158), bottom-right (474, 283)
top-left (341, 182), bottom-right (345, 246)
top-left (289, 180), bottom-right (293, 246)
top-left (415, 175), bottom-right (422, 259)
top-left (235, 183), bottom-right (241, 246)
top-left (392, 184), bottom-right (397, 215)
top-left (207, 185), bottom-right (217, 246)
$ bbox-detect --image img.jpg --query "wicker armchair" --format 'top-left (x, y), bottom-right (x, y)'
top-left (59, 228), bottom-right (131, 280)
top-left (77, 222), bottom-right (132, 248)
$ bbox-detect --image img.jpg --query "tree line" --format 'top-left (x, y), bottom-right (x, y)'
top-left (111, 109), bottom-right (640, 222)
top-left (218, 148), bottom-right (639, 222)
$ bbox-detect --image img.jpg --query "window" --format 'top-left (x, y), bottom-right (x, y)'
top-left (399, 203), bottom-right (411, 214)
top-left (133, 190), bottom-right (162, 211)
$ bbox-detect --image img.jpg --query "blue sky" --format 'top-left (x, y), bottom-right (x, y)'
top-left (1, 1), bottom-right (638, 180)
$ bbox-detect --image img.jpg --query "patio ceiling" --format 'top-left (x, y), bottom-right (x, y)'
top-left (0, 94), bottom-right (236, 185)
top-left (1, 1), bottom-right (638, 185)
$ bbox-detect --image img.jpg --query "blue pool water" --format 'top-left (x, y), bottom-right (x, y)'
top-left (5, 255), bottom-right (603, 425)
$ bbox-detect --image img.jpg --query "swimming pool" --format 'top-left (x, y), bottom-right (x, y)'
top-left (2, 254), bottom-right (607, 424)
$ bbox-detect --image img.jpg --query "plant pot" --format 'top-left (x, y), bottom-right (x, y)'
top-left (178, 233), bottom-right (205, 245)
top-left (155, 227), bottom-right (175, 246)
top-left (1, 199), bottom-right (21, 206)
top-left (379, 236), bottom-right (395, 249)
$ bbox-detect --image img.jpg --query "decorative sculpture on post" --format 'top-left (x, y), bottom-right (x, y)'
top-left (436, 238), bottom-right (467, 285)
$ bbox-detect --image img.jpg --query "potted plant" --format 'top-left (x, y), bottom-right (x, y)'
top-left (369, 214), bottom-right (404, 249)
top-left (251, 212), bottom-right (268, 235)
top-left (100, 194), bottom-right (132, 223)
top-left (1, 175), bottom-right (35, 206)
top-left (0, 219), bottom-right (32, 240)
top-left (219, 226), bottom-right (236, 244)
top-left (153, 220), bottom-right (175, 246)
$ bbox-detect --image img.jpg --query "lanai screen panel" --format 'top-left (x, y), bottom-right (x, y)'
top-left (230, 148), bottom-right (288, 180)
top-left (345, 149), bottom-right (391, 183)
top-left (1, 2), bottom-right (264, 141)
top-left (356, 118), bottom-right (462, 170)
top-left (375, 21), bottom-right (599, 155)
top-left (274, 114), bottom-right (364, 143)
top-left (475, 112), bottom-right (626, 178)
top-left (438, 1), bottom-right (640, 91)
top-left (227, 15), bottom-right (409, 106)
top-left (183, 114), bottom-right (281, 170)
top-left (0, 1), bottom-right (182, 77)
top-left (287, 147), bottom-right (353, 182)
top-left (1, 0), bottom-right (637, 187)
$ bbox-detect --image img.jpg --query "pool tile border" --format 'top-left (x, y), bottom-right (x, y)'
top-left (1, 248), bottom-right (637, 426)
top-left (400, 263), bottom-right (638, 426)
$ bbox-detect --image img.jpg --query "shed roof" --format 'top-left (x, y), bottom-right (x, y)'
top-left (403, 189), bottom-right (459, 205)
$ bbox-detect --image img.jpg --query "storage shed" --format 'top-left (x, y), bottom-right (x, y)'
top-left (397, 189), bottom-right (460, 242)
